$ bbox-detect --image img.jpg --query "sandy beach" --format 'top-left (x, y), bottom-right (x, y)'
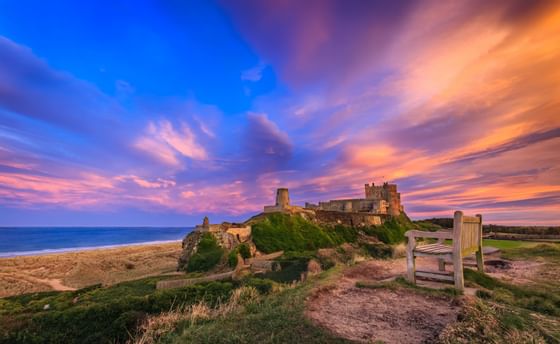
top-left (0, 241), bottom-right (182, 298)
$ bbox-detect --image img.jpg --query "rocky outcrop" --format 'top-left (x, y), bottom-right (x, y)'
top-left (177, 230), bottom-right (203, 271)
top-left (177, 217), bottom-right (257, 272)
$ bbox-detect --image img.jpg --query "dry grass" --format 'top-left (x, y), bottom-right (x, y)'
top-left (131, 286), bottom-right (260, 344)
top-left (0, 242), bottom-right (182, 297)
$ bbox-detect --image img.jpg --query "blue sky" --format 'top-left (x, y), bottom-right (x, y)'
top-left (0, 0), bottom-right (559, 226)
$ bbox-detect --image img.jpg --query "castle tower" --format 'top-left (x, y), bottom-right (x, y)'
top-left (364, 183), bottom-right (374, 199)
top-left (383, 183), bottom-right (401, 216)
top-left (275, 188), bottom-right (290, 207)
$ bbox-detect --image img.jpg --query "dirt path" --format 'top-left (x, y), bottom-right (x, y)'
top-left (32, 276), bottom-right (77, 291)
top-left (307, 286), bottom-right (461, 343)
top-left (306, 258), bottom-right (462, 343)
top-left (485, 259), bottom-right (546, 284)
top-left (1, 272), bottom-right (77, 292)
top-left (305, 252), bottom-right (549, 343)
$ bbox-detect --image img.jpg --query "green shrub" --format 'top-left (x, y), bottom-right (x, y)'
top-left (328, 224), bottom-right (359, 244)
top-left (228, 250), bottom-right (239, 268)
top-left (255, 259), bottom-right (308, 283)
top-left (363, 215), bottom-right (410, 244)
top-left (238, 243), bottom-right (251, 259)
top-left (242, 278), bottom-right (275, 294)
top-left (187, 233), bottom-right (224, 272)
top-left (227, 243), bottom-right (251, 268)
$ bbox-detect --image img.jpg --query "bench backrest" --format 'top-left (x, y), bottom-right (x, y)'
top-left (452, 211), bottom-right (482, 256)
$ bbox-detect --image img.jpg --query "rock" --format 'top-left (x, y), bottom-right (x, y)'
top-left (307, 259), bottom-right (322, 275)
top-left (43, 304), bottom-right (50, 310)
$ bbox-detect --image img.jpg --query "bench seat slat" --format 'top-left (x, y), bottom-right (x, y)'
top-left (414, 243), bottom-right (453, 255)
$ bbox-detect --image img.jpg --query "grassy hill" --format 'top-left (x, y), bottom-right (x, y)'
top-left (252, 212), bottom-right (413, 254)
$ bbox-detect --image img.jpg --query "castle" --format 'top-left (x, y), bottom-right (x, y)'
top-left (305, 182), bottom-right (403, 216)
top-left (264, 182), bottom-right (403, 216)
top-left (193, 182), bottom-right (403, 250)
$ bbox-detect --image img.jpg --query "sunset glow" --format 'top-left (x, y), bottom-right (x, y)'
top-left (0, 0), bottom-right (558, 225)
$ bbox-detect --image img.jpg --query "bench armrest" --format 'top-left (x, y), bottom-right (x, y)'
top-left (405, 230), bottom-right (453, 240)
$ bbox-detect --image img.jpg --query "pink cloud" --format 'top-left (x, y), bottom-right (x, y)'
top-left (134, 120), bottom-right (208, 167)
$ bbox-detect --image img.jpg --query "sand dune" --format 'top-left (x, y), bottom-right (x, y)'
top-left (0, 242), bottom-right (182, 298)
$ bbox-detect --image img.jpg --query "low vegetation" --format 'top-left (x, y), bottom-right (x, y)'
top-left (501, 243), bottom-right (560, 262)
top-left (149, 270), bottom-right (352, 344)
top-left (485, 224), bottom-right (560, 236)
top-left (251, 213), bottom-right (344, 253)
top-left (418, 217), bottom-right (560, 236)
top-left (227, 243), bottom-right (252, 268)
top-left (466, 269), bottom-right (560, 317)
top-left (439, 299), bottom-right (554, 343)
top-left (362, 214), bottom-right (412, 245)
top-left (252, 213), bottom-right (412, 255)
top-left (131, 286), bottom-right (261, 344)
top-left (186, 233), bottom-right (224, 272)
top-left (0, 277), bottom-right (235, 344)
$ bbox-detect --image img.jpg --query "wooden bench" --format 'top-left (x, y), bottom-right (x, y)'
top-left (405, 211), bottom-right (484, 291)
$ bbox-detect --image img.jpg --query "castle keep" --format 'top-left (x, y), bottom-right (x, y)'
top-left (305, 182), bottom-right (403, 216)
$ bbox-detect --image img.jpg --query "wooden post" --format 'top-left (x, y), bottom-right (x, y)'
top-left (476, 214), bottom-right (484, 272)
top-left (438, 258), bottom-right (446, 271)
top-left (406, 233), bottom-right (416, 284)
top-left (452, 211), bottom-right (464, 291)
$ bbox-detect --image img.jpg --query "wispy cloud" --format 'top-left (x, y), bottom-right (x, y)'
top-left (134, 120), bottom-right (208, 166)
top-left (241, 63), bottom-right (266, 82)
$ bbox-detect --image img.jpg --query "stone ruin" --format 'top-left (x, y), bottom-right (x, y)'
top-left (193, 216), bottom-right (252, 250)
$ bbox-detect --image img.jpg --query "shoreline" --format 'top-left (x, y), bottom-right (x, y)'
top-left (0, 239), bottom-right (183, 259)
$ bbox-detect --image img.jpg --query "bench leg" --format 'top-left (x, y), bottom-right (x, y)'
top-left (406, 248), bottom-right (416, 284)
top-left (438, 258), bottom-right (445, 271)
top-left (453, 253), bottom-right (464, 291)
top-left (476, 248), bottom-right (484, 272)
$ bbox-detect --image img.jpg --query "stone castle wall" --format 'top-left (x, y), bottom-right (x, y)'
top-left (315, 210), bottom-right (383, 227)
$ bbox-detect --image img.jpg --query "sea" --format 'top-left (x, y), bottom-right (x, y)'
top-left (0, 227), bottom-right (194, 258)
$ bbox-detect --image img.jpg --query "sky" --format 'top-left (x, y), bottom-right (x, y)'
top-left (0, 0), bottom-right (559, 226)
